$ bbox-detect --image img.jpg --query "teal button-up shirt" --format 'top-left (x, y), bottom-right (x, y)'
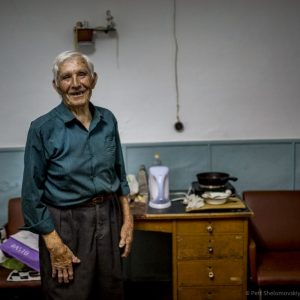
top-left (21, 102), bottom-right (129, 234)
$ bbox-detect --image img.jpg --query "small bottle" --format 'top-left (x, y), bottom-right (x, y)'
top-left (137, 165), bottom-right (148, 195)
top-left (153, 152), bottom-right (162, 166)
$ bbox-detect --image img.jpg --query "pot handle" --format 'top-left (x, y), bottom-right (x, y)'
top-left (228, 177), bottom-right (238, 182)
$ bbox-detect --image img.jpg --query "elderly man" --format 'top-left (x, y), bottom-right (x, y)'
top-left (21, 50), bottom-right (133, 300)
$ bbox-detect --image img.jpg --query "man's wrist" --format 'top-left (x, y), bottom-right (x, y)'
top-left (42, 230), bottom-right (63, 251)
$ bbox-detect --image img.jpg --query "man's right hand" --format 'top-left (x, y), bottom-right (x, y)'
top-left (42, 230), bottom-right (80, 283)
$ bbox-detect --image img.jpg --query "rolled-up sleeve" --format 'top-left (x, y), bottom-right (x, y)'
top-left (21, 124), bottom-right (55, 234)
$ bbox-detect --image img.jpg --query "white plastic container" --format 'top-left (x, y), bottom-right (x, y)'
top-left (148, 165), bottom-right (171, 209)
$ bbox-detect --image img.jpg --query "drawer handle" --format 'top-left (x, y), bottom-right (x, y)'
top-left (208, 246), bottom-right (214, 254)
top-left (207, 291), bottom-right (213, 300)
top-left (208, 271), bottom-right (214, 280)
top-left (206, 225), bottom-right (213, 233)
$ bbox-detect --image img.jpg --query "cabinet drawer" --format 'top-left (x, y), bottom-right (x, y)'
top-left (178, 259), bottom-right (243, 286)
top-left (177, 234), bottom-right (244, 259)
top-left (178, 286), bottom-right (243, 300)
top-left (177, 220), bottom-right (245, 235)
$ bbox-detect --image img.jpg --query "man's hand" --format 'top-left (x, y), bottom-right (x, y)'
top-left (119, 216), bottom-right (134, 257)
top-left (118, 196), bottom-right (134, 257)
top-left (43, 230), bottom-right (80, 283)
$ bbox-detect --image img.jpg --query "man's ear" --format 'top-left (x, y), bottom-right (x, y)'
top-left (52, 80), bottom-right (62, 95)
top-left (91, 72), bottom-right (98, 89)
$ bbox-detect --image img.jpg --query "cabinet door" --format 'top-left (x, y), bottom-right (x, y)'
top-left (177, 234), bottom-right (244, 259)
top-left (178, 286), bottom-right (243, 300)
top-left (178, 259), bottom-right (243, 286)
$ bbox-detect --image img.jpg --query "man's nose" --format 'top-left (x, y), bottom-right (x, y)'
top-left (71, 75), bottom-right (80, 87)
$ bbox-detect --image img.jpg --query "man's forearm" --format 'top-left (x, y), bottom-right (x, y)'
top-left (119, 195), bottom-right (133, 222)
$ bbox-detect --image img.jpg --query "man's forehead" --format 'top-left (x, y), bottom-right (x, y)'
top-left (59, 57), bottom-right (89, 73)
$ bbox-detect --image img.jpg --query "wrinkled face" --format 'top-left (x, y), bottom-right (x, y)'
top-left (53, 56), bottom-right (97, 109)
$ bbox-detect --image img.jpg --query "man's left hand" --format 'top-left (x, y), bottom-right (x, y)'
top-left (119, 215), bottom-right (134, 257)
top-left (118, 195), bottom-right (134, 257)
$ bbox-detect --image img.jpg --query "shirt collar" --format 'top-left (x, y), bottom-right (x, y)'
top-left (54, 102), bottom-right (75, 123)
top-left (55, 101), bottom-right (102, 125)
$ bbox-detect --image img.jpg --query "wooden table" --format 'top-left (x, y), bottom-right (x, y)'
top-left (133, 200), bottom-right (253, 300)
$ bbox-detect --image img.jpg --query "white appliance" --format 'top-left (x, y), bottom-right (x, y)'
top-left (148, 165), bottom-right (171, 209)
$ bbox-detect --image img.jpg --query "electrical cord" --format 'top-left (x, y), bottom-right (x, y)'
top-left (173, 0), bottom-right (184, 132)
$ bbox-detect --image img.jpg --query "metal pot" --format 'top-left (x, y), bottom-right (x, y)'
top-left (196, 172), bottom-right (238, 187)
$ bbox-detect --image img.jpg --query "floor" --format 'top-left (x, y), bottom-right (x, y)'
top-left (2, 282), bottom-right (300, 299)
top-left (1, 281), bottom-right (172, 300)
top-left (125, 281), bottom-right (172, 300)
top-left (1, 288), bottom-right (42, 300)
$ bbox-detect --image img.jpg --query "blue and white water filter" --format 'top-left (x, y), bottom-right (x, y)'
top-left (148, 154), bottom-right (171, 209)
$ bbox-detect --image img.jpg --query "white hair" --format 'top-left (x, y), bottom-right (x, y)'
top-left (52, 50), bottom-right (95, 84)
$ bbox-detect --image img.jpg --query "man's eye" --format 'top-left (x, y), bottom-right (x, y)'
top-left (61, 75), bottom-right (70, 81)
top-left (78, 72), bottom-right (87, 77)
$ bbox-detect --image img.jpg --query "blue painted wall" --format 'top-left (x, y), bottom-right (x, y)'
top-left (1, 139), bottom-right (300, 281)
top-left (0, 148), bottom-right (24, 226)
top-left (124, 140), bottom-right (298, 193)
top-left (0, 139), bottom-right (299, 226)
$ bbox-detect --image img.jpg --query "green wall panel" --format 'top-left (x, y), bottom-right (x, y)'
top-left (295, 142), bottom-right (300, 189)
top-left (124, 143), bottom-right (210, 190)
top-left (0, 140), bottom-right (299, 226)
top-left (211, 142), bottom-right (294, 193)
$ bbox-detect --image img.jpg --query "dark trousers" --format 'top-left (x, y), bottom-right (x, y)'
top-left (39, 196), bottom-right (124, 300)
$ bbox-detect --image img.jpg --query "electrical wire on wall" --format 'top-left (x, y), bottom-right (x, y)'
top-left (106, 10), bottom-right (120, 69)
top-left (173, 0), bottom-right (184, 132)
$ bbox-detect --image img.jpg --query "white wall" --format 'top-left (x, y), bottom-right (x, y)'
top-left (1, 0), bottom-right (300, 147)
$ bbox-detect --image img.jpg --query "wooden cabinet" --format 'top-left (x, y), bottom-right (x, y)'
top-left (134, 202), bottom-right (252, 300)
top-left (176, 219), bottom-right (248, 300)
